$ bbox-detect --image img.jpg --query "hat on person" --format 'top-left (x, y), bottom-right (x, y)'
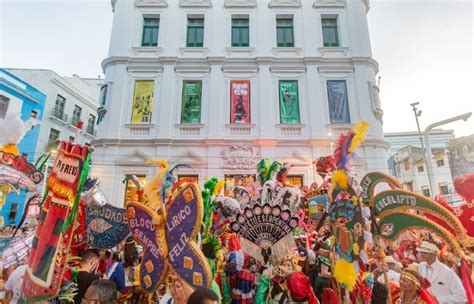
top-left (286, 272), bottom-right (318, 304)
top-left (417, 241), bottom-right (439, 254)
top-left (385, 256), bottom-right (402, 268)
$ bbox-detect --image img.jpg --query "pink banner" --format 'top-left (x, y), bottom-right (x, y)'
top-left (230, 80), bottom-right (251, 124)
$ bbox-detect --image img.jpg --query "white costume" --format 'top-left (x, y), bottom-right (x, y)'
top-left (419, 260), bottom-right (467, 304)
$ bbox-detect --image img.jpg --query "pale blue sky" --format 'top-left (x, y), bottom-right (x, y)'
top-left (1, 0), bottom-right (473, 136)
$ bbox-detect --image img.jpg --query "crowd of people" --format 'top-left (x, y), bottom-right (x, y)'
top-left (0, 230), bottom-right (470, 304)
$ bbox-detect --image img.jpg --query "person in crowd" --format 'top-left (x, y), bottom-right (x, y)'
top-left (313, 239), bottom-right (332, 303)
top-left (393, 268), bottom-right (438, 304)
top-left (375, 255), bottom-right (402, 284)
top-left (73, 249), bottom-right (100, 304)
top-left (417, 241), bottom-right (467, 303)
top-left (187, 287), bottom-right (220, 304)
top-left (83, 279), bottom-right (117, 304)
top-left (104, 251), bottom-right (126, 292)
top-left (5, 263), bottom-right (27, 304)
top-left (371, 281), bottom-right (389, 304)
top-left (97, 249), bottom-right (112, 276)
top-left (122, 237), bottom-right (143, 303)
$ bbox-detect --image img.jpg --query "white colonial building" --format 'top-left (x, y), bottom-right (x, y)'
top-left (92, 0), bottom-right (388, 207)
top-left (7, 69), bottom-right (102, 193)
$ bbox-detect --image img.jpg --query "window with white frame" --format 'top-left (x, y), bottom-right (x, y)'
top-left (321, 16), bottom-right (339, 47)
top-left (0, 95), bottom-right (9, 119)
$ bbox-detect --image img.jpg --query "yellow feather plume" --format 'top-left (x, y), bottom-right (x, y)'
top-left (214, 180), bottom-right (226, 196)
top-left (143, 160), bottom-right (169, 211)
top-left (333, 259), bottom-right (357, 291)
top-left (332, 169), bottom-right (349, 191)
top-left (349, 121), bottom-right (369, 153)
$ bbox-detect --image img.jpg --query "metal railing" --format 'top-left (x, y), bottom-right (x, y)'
top-left (50, 109), bottom-right (68, 122)
top-left (86, 125), bottom-right (97, 136)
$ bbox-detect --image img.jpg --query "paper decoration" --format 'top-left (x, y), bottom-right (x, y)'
top-left (22, 142), bottom-right (90, 301)
top-left (127, 183), bottom-right (212, 293)
top-left (0, 152), bottom-right (43, 191)
top-left (131, 80), bottom-right (154, 124)
top-left (302, 185), bottom-right (328, 227)
top-left (86, 203), bottom-right (129, 249)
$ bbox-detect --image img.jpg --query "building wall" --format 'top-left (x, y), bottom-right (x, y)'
top-left (385, 129), bottom-right (454, 157)
top-left (92, 0), bottom-right (389, 208)
top-left (390, 145), bottom-right (457, 203)
top-left (7, 69), bottom-right (102, 195)
top-left (0, 69), bottom-right (46, 226)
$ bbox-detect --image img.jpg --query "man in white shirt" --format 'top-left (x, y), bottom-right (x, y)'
top-left (5, 264), bottom-right (27, 304)
top-left (377, 255), bottom-right (401, 283)
top-left (417, 241), bottom-right (467, 304)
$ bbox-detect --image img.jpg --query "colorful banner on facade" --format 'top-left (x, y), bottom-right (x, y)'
top-left (131, 80), bottom-right (154, 124)
top-left (87, 204), bottom-right (129, 249)
top-left (181, 81), bottom-right (202, 124)
top-left (327, 80), bottom-right (350, 124)
top-left (230, 80), bottom-right (251, 124)
top-left (22, 142), bottom-right (90, 301)
top-left (127, 183), bottom-right (211, 293)
top-left (279, 80), bottom-right (300, 124)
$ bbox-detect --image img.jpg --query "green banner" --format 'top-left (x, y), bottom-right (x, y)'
top-left (377, 211), bottom-right (462, 254)
top-left (373, 189), bottom-right (466, 238)
top-left (359, 172), bottom-right (400, 206)
top-left (181, 81), bottom-right (202, 124)
top-left (279, 80), bottom-right (300, 124)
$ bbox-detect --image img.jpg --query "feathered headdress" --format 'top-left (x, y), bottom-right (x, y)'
top-left (257, 158), bottom-right (282, 186)
top-left (333, 121), bottom-right (369, 171)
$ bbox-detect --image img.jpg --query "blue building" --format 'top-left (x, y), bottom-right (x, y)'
top-left (0, 68), bottom-right (46, 227)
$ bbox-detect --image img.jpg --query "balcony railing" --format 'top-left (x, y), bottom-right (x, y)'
top-left (50, 109), bottom-right (68, 122)
top-left (86, 125), bottom-right (97, 136)
top-left (71, 117), bottom-right (81, 127)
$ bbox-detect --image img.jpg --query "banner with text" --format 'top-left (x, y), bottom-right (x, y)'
top-left (181, 81), bottom-right (202, 124)
top-left (279, 80), bottom-right (300, 124)
top-left (230, 80), bottom-right (251, 124)
top-left (87, 204), bottom-right (129, 249)
top-left (131, 80), bottom-right (154, 124)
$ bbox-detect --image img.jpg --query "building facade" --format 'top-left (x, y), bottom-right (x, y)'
top-left (448, 134), bottom-right (474, 180)
top-left (92, 0), bottom-right (388, 207)
top-left (0, 69), bottom-right (46, 226)
top-left (388, 145), bottom-right (458, 202)
top-left (7, 69), bottom-right (102, 194)
top-left (385, 129), bottom-right (454, 157)
top-left (385, 129), bottom-right (461, 203)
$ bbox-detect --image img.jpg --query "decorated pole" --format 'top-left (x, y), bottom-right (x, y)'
top-left (21, 141), bottom-right (91, 301)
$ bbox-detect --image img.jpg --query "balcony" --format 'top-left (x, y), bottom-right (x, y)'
top-left (49, 109), bottom-right (69, 125)
top-left (85, 125), bottom-right (97, 138)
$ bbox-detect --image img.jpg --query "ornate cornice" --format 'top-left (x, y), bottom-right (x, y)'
top-left (224, 0), bottom-right (257, 8)
top-left (134, 0), bottom-right (168, 8)
top-left (101, 56), bottom-right (379, 74)
top-left (313, 0), bottom-right (345, 9)
top-left (179, 0), bottom-right (212, 8)
top-left (268, 0), bottom-right (301, 8)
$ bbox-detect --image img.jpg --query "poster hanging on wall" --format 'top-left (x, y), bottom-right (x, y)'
top-left (279, 80), bottom-right (300, 124)
top-left (131, 80), bottom-right (154, 124)
top-left (230, 80), bottom-right (251, 124)
top-left (327, 80), bottom-right (350, 124)
top-left (181, 81), bottom-right (202, 124)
